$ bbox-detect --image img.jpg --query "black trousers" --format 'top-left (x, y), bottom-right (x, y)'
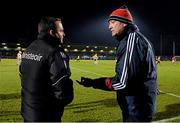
top-left (22, 106), bottom-right (64, 122)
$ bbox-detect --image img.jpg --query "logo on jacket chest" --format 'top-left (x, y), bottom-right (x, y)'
top-left (22, 52), bottom-right (43, 61)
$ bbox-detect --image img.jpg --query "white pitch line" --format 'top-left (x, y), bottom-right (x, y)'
top-left (72, 66), bottom-right (180, 98)
top-left (159, 90), bottom-right (180, 98)
top-left (155, 115), bottom-right (180, 122)
top-left (71, 66), bottom-right (107, 77)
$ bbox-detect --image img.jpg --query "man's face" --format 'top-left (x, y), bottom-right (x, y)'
top-left (108, 20), bottom-right (126, 37)
top-left (54, 21), bottom-right (65, 44)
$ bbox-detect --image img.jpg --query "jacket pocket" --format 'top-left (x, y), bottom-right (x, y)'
top-left (52, 77), bottom-right (74, 106)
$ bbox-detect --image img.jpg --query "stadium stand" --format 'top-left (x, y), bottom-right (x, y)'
top-left (1, 42), bottom-right (179, 61)
top-left (0, 42), bottom-right (116, 60)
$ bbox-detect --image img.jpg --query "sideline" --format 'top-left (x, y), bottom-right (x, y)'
top-left (154, 115), bottom-right (180, 122)
top-left (159, 90), bottom-right (180, 98)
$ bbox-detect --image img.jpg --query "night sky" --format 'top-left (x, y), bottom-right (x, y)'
top-left (0, 0), bottom-right (179, 48)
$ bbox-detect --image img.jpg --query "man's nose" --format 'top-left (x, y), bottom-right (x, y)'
top-left (61, 32), bottom-right (65, 37)
top-left (108, 24), bottom-right (112, 30)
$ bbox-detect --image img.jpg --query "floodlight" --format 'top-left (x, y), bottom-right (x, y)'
top-left (3, 46), bottom-right (7, 49)
top-left (74, 49), bottom-right (78, 52)
top-left (64, 48), bottom-right (68, 52)
top-left (90, 49), bottom-right (94, 52)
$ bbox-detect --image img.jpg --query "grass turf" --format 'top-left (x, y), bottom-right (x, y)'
top-left (0, 59), bottom-right (179, 122)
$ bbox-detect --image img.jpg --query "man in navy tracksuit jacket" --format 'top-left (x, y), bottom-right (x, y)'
top-left (77, 5), bottom-right (157, 122)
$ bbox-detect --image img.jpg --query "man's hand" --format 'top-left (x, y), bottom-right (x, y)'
top-left (76, 77), bottom-right (93, 87)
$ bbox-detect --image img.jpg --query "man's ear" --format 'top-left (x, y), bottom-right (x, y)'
top-left (123, 23), bottom-right (127, 27)
top-left (48, 29), bottom-right (55, 37)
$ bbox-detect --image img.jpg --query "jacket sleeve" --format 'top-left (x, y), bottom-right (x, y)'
top-left (49, 50), bottom-right (73, 106)
top-left (91, 33), bottom-right (136, 91)
top-left (91, 77), bottom-right (114, 91)
top-left (110, 32), bottom-right (136, 90)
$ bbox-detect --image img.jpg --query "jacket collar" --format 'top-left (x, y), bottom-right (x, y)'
top-left (116, 24), bottom-right (138, 41)
top-left (37, 32), bottom-right (62, 46)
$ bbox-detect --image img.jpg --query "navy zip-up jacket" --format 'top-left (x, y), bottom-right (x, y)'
top-left (111, 26), bottom-right (157, 93)
top-left (91, 25), bottom-right (157, 117)
top-left (93, 25), bottom-right (157, 92)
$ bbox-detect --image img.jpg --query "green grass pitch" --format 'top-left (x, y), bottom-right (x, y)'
top-left (0, 59), bottom-right (180, 122)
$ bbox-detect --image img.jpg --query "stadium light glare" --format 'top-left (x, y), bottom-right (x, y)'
top-left (82, 49), bottom-right (86, 52)
top-left (3, 46), bottom-right (8, 49)
top-left (16, 43), bottom-right (20, 46)
top-left (86, 46), bottom-right (89, 48)
top-left (105, 47), bottom-right (108, 49)
top-left (94, 46), bottom-right (97, 49)
top-left (100, 50), bottom-right (104, 52)
top-left (17, 47), bottom-right (21, 50)
top-left (22, 48), bottom-right (26, 51)
top-left (2, 43), bottom-right (6, 45)
top-left (109, 50), bottom-right (114, 53)
top-left (90, 49), bottom-right (94, 52)
top-left (64, 48), bottom-right (68, 52)
top-left (67, 45), bottom-right (71, 48)
top-left (74, 49), bottom-right (78, 52)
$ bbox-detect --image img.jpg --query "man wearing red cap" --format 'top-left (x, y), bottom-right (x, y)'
top-left (77, 5), bottom-right (157, 122)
